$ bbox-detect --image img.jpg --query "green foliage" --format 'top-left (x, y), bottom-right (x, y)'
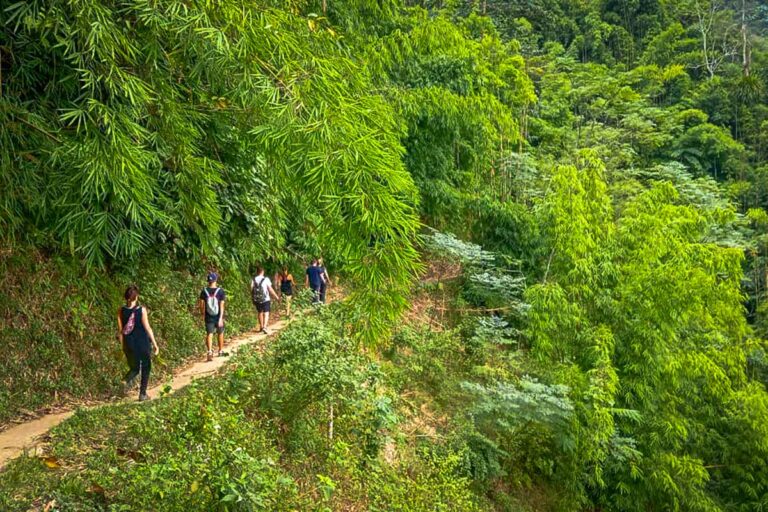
top-left (5, 0), bottom-right (768, 510)
top-left (365, 447), bottom-right (483, 512)
top-left (462, 376), bottom-right (575, 449)
top-left (525, 156), bottom-right (768, 508)
top-left (247, 310), bottom-right (371, 437)
top-left (364, 9), bottom-right (535, 240)
top-left (0, 0), bottom-right (421, 342)
top-left (386, 324), bottom-right (469, 396)
top-left (417, 144), bottom-right (768, 508)
top-left (465, 316), bottom-right (521, 354)
top-left (424, 229), bottom-right (528, 320)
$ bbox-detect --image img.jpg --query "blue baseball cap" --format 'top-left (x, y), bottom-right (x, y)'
top-left (207, 272), bottom-right (218, 282)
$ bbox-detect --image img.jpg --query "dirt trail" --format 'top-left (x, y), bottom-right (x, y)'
top-left (0, 320), bottom-right (286, 469)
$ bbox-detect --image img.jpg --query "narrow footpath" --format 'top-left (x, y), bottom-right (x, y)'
top-left (0, 321), bottom-right (287, 469)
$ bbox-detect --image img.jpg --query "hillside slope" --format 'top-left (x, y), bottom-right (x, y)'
top-left (0, 251), bottom-right (258, 427)
top-left (3, 0), bottom-right (768, 509)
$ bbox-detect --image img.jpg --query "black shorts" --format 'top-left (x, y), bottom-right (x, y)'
top-left (205, 321), bottom-right (225, 334)
top-left (255, 301), bottom-right (271, 313)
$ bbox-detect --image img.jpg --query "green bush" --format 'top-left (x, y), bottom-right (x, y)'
top-left (366, 447), bottom-right (483, 512)
top-left (386, 325), bottom-right (469, 398)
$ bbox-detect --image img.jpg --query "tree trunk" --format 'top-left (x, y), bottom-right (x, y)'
top-left (742, 0), bottom-right (751, 76)
top-left (695, 0), bottom-right (716, 79)
top-left (703, 28), bottom-right (714, 79)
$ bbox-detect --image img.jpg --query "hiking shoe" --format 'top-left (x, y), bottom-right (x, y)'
top-left (138, 393), bottom-right (150, 402)
top-left (124, 375), bottom-right (138, 393)
top-left (261, 328), bottom-right (271, 335)
top-left (206, 351), bottom-right (214, 362)
top-left (218, 350), bottom-right (229, 357)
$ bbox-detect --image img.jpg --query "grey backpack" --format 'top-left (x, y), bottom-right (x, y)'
top-left (204, 288), bottom-right (220, 316)
top-left (251, 277), bottom-right (268, 305)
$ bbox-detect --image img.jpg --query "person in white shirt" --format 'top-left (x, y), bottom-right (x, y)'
top-left (250, 266), bottom-right (280, 334)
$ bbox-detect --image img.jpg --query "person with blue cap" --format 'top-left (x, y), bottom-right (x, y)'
top-left (198, 272), bottom-right (227, 362)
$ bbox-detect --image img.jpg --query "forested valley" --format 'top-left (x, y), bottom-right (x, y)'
top-left (2, 0), bottom-right (768, 510)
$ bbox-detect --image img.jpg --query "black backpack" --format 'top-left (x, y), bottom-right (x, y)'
top-left (251, 277), bottom-right (268, 305)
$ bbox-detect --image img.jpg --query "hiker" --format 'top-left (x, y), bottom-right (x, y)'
top-left (251, 266), bottom-right (280, 334)
top-left (117, 285), bottom-right (160, 402)
top-left (199, 272), bottom-right (226, 362)
top-left (318, 257), bottom-right (331, 304)
top-left (305, 258), bottom-right (323, 304)
top-left (276, 266), bottom-right (295, 317)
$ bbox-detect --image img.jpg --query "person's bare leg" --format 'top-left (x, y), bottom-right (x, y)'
top-left (264, 311), bottom-right (270, 330)
top-left (205, 333), bottom-right (213, 353)
top-left (218, 332), bottom-right (224, 352)
top-left (286, 296), bottom-right (292, 317)
top-left (258, 312), bottom-right (265, 332)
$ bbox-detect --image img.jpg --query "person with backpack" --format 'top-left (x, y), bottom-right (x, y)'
top-left (251, 266), bottom-right (279, 334)
top-left (276, 266), bottom-right (295, 318)
top-left (305, 259), bottom-right (323, 304)
top-left (318, 257), bottom-right (331, 304)
top-left (199, 272), bottom-right (226, 362)
top-left (117, 285), bottom-right (159, 402)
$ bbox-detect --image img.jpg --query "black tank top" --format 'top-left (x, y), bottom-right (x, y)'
top-left (280, 275), bottom-right (293, 294)
top-left (121, 306), bottom-right (150, 350)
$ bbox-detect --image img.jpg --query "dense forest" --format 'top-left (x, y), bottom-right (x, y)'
top-left (2, 0), bottom-right (768, 510)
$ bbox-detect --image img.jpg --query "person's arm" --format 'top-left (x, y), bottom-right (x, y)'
top-left (197, 288), bottom-right (208, 323)
top-left (218, 296), bottom-right (225, 327)
top-left (304, 270), bottom-right (309, 287)
top-left (141, 309), bottom-right (160, 356)
top-left (117, 309), bottom-right (124, 345)
top-left (324, 270), bottom-right (332, 286)
top-left (198, 294), bottom-right (206, 322)
top-left (268, 285), bottom-right (280, 301)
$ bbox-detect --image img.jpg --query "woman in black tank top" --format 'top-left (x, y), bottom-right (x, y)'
top-left (277, 267), bottom-right (294, 317)
top-left (117, 285), bottom-right (159, 401)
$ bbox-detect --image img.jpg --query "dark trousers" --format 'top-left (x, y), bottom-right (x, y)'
top-left (319, 283), bottom-right (327, 303)
top-left (124, 346), bottom-right (151, 395)
top-left (311, 285), bottom-right (321, 304)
